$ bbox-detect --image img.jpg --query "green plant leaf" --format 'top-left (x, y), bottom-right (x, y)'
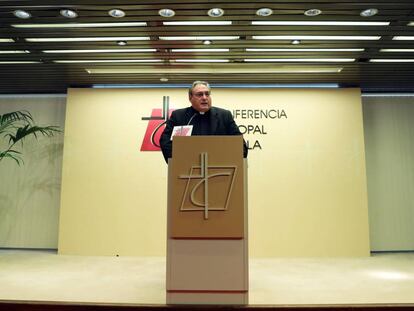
top-left (0, 110), bottom-right (33, 125)
top-left (0, 110), bottom-right (60, 166)
top-left (7, 125), bottom-right (61, 146)
top-left (0, 150), bottom-right (23, 166)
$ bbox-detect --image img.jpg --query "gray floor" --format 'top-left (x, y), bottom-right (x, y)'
top-left (0, 249), bottom-right (413, 305)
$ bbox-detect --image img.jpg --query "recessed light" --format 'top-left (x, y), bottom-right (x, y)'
top-left (108, 9), bottom-right (125, 18)
top-left (54, 59), bottom-right (163, 64)
top-left (13, 10), bottom-right (31, 19)
top-left (86, 67), bottom-right (343, 74)
top-left (304, 9), bottom-right (322, 16)
top-left (251, 21), bottom-right (389, 26)
top-left (252, 35), bottom-right (381, 40)
top-left (12, 22), bottom-right (146, 28)
top-left (171, 48), bottom-right (229, 52)
top-left (174, 59), bottom-right (229, 63)
top-left (25, 36), bottom-right (150, 42)
top-left (369, 59), bottom-right (414, 63)
top-left (246, 48), bottom-right (364, 52)
top-left (380, 49), bottom-right (414, 52)
top-left (360, 8), bottom-right (378, 17)
top-left (159, 9), bottom-right (175, 17)
top-left (256, 8), bottom-right (273, 17)
top-left (0, 38), bottom-right (15, 42)
top-left (203, 40), bottom-right (212, 45)
top-left (163, 21), bottom-right (231, 26)
top-left (393, 36), bottom-right (414, 40)
top-left (244, 58), bottom-right (355, 62)
top-left (0, 61), bottom-right (40, 64)
top-left (42, 48), bottom-right (156, 53)
top-left (160, 77), bottom-right (169, 82)
top-left (291, 40), bottom-right (301, 45)
top-left (117, 40), bottom-right (127, 46)
top-left (0, 50), bottom-right (30, 54)
top-left (60, 9), bottom-right (78, 18)
top-left (159, 36), bottom-right (239, 40)
top-left (208, 8), bottom-right (224, 17)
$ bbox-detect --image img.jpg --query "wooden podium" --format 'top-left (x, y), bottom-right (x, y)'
top-left (166, 136), bottom-right (248, 305)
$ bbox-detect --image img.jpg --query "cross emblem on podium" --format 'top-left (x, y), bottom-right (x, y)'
top-left (179, 152), bottom-right (237, 220)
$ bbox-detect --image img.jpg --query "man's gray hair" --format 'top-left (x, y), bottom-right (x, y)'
top-left (188, 80), bottom-right (211, 95)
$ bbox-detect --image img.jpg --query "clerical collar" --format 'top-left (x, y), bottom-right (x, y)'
top-left (190, 106), bottom-right (210, 116)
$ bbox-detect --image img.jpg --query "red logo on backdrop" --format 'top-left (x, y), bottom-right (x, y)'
top-left (141, 96), bottom-right (175, 151)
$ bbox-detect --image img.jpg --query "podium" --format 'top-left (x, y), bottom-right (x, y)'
top-left (166, 136), bottom-right (248, 305)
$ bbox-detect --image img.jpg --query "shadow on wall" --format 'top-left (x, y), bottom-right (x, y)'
top-left (0, 140), bottom-right (64, 248)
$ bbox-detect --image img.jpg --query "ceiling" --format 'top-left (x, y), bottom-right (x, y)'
top-left (1, 0), bottom-right (414, 94)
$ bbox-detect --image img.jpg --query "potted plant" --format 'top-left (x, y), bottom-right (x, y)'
top-left (0, 110), bottom-right (60, 165)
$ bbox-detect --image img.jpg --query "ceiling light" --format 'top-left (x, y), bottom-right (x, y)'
top-left (86, 67), bottom-right (343, 74)
top-left (13, 10), bottom-right (31, 19)
top-left (160, 77), bottom-right (169, 82)
top-left (408, 22), bottom-right (414, 26)
top-left (159, 9), bottom-right (175, 17)
top-left (304, 9), bottom-right (322, 16)
top-left (0, 61), bottom-right (40, 64)
top-left (0, 50), bottom-right (30, 54)
top-left (256, 8), bottom-right (273, 17)
top-left (252, 35), bottom-right (381, 40)
top-left (360, 8), bottom-right (378, 17)
top-left (291, 40), bottom-right (301, 45)
top-left (244, 58), bottom-right (355, 62)
top-left (42, 48), bottom-right (156, 53)
top-left (159, 36), bottom-right (239, 40)
top-left (171, 48), bottom-right (229, 52)
top-left (25, 36), bottom-right (150, 42)
top-left (369, 59), bottom-right (414, 62)
top-left (163, 21), bottom-right (231, 26)
top-left (203, 40), bottom-right (212, 45)
top-left (12, 22), bottom-right (147, 28)
top-left (380, 49), bottom-right (414, 52)
top-left (60, 9), bottom-right (78, 18)
top-left (246, 48), bottom-right (364, 52)
top-left (54, 59), bottom-right (163, 64)
top-left (174, 59), bottom-right (229, 63)
top-left (393, 36), bottom-right (414, 40)
top-left (117, 41), bottom-right (127, 46)
top-left (208, 8), bottom-right (224, 17)
top-left (251, 21), bottom-right (389, 26)
top-left (108, 9), bottom-right (125, 18)
top-left (0, 38), bottom-right (15, 42)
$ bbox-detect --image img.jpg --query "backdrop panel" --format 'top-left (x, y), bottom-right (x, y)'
top-left (59, 88), bottom-right (369, 257)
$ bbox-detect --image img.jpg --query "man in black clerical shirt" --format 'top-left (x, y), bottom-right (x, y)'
top-left (159, 80), bottom-right (248, 163)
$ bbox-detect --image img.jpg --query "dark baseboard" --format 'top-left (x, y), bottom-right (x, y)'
top-left (1, 301), bottom-right (414, 311)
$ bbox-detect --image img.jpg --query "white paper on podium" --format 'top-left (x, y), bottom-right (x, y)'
top-left (171, 125), bottom-right (193, 140)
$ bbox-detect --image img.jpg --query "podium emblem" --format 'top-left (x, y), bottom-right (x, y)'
top-left (179, 153), bottom-right (237, 219)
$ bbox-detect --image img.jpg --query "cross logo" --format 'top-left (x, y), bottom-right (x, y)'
top-left (140, 96), bottom-right (174, 151)
top-left (179, 152), bottom-right (237, 220)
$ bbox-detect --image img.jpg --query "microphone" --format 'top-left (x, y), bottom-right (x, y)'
top-left (187, 111), bottom-right (206, 126)
top-left (187, 113), bottom-right (198, 125)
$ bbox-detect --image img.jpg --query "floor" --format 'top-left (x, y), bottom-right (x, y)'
top-left (0, 249), bottom-right (413, 305)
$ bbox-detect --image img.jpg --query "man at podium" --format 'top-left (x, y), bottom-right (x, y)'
top-left (160, 80), bottom-right (248, 163)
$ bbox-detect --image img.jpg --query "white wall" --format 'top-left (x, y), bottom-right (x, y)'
top-left (363, 95), bottom-right (414, 251)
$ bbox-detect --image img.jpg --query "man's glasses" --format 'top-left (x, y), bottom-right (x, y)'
top-left (192, 91), bottom-right (210, 98)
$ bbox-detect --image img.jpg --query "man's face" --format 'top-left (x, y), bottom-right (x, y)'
top-left (189, 84), bottom-right (212, 113)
